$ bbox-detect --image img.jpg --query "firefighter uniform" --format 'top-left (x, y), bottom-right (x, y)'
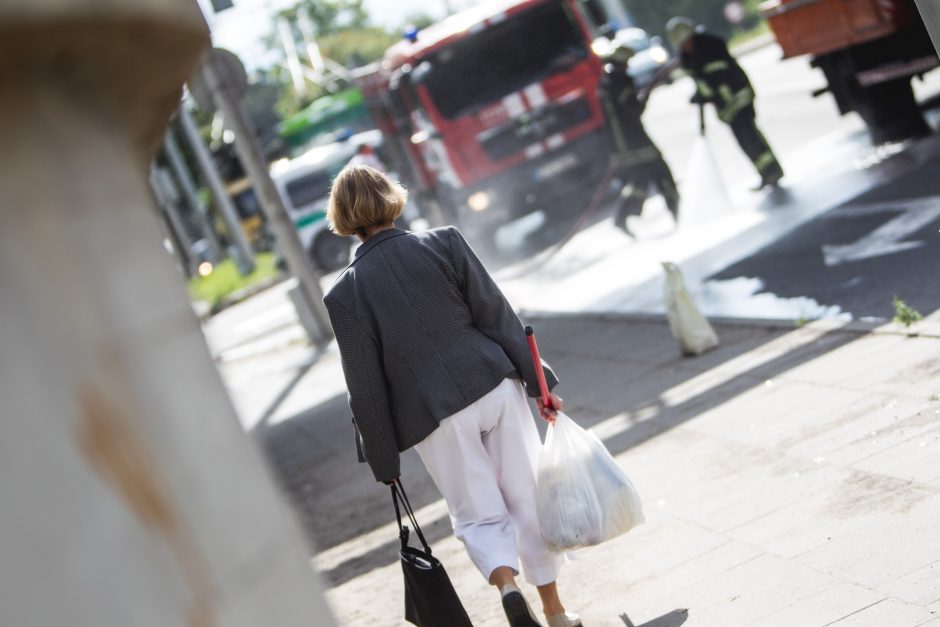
top-left (673, 23), bottom-right (783, 187)
top-left (598, 52), bottom-right (679, 234)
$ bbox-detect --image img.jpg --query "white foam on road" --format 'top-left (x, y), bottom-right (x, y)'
top-left (497, 134), bottom-right (940, 322)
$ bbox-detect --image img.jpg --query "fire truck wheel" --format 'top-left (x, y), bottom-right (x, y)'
top-left (309, 229), bottom-right (352, 273)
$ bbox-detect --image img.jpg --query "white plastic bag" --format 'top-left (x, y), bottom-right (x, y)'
top-left (536, 412), bottom-right (644, 552)
top-left (662, 261), bottom-right (719, 356)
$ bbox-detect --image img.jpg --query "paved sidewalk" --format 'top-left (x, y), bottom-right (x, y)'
top-left (221, 312), bottom-right (940, 626)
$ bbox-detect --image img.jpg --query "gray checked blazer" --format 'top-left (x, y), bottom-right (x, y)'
top-left (323, 226), bottom-right (558, 482)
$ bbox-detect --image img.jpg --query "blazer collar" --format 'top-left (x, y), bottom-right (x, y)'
top-left (352, 227), bottom-right (409, 263)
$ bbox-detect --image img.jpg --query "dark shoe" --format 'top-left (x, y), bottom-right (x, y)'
top-left (502, 591), bottom-right (544, 627)
top-left (614, 218), bottom-right (636, 238)
top-left (754, 167), bottom-right (783, 190)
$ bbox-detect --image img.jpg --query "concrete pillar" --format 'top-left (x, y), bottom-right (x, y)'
top-left (0, 2), bottom-right (334, 626)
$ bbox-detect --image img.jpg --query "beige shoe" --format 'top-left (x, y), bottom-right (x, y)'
top-left (546, 611), bottom-right (582, 627)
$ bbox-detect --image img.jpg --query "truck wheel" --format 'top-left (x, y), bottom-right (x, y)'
top-left (815, 51), bottom-right (931, 145)
top-left (309, 229), bottom-right (352, 273)
top-left (858, 79), bottom-right (931, 145)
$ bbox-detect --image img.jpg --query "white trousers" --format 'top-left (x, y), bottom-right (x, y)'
top-left (414, 378), bottom-right (563, 586)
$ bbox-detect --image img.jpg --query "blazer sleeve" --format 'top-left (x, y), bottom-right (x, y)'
top-left (324, 297), bottom-right (400, 483)
top-left (446, 227), bottom-right (559, 397)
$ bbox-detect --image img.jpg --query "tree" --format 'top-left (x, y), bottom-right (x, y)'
top-left (402, 12), bottom-right (437, 31)
top-left (277, 0), bottom-right (369, 36)
top-left (622, 0), bottom-right (764, 41)
top-left (318, 27), bottom-right (398, 68)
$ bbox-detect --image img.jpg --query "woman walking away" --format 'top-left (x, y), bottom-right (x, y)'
top-left (323, 165), bottom-right (582, 627)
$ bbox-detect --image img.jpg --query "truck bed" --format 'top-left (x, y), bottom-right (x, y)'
top-left (760, 0), bottom-right (913, 58)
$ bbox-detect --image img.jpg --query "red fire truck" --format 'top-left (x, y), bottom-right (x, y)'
top-left (356, 0), bottom-right (616, 234)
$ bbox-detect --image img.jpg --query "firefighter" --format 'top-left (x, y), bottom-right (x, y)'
top-left (666, 16), bottom-right (784, 189)
top-left (597, 39), bottom-right (680, 236)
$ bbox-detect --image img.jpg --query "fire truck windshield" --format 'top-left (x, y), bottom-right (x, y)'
top-left (420, 1), bottom-right (588, 119)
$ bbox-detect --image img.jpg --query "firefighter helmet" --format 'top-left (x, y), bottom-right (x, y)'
top-left (665, 16), bottom-right (696, 50)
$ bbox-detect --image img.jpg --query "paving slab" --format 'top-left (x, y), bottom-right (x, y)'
top-left (792, 495), bottom-right (940, 588)
top-left (216, 314), bottom-right (940, 625)
top-left (827, 597), bottom-right (938, 625)
top-left (880, 561), bottom-right (940, 607)
top-left (779, 333), bottom-right (911, 387)
top-left (753, 582), bottom-right (885, 627)
top-left (850, 425), bottom-right (940, 484)
top-left (652, 553), bottom-right (836, 625)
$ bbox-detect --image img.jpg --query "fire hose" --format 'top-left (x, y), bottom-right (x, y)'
top-left (499, 163), bottom-right (616, 280)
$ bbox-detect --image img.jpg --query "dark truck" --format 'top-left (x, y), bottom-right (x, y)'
top-left (761, 0), bottom-right (938, 144)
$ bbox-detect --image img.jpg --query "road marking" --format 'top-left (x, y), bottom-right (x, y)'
top-left (822, 196), bottom-right (940, 266)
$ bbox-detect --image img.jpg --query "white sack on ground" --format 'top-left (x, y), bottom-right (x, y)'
top-left (680, 134), bottom-right (734, 228)
top-left (662, 261), bottom-right (720, 356)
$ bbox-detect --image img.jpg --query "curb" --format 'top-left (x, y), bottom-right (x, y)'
top-left (216, 274), bottom-right (288, 311)
top-left (519, 310), bottom-right (940, 340)
top-left (193, 275), bottom-right (290, 322)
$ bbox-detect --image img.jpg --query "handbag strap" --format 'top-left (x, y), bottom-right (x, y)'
top-left (391, 479), bottom-right (432, 554)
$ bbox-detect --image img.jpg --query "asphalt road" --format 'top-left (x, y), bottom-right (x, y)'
top-left (711, 151), bottom-right (940, 321)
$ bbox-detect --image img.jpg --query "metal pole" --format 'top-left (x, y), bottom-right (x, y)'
top-left (198, 53), bottom-right (333, 345)
top-left (277, 17), bottom-right (308, 98)
top-left (149, 164), bottom-right (197, 275)
top-left (162, 130), bottom-right (225, 263)
top-left (298, 9), bottom-right (326, 74)
top-left (176, 106), bottom-right (255, 275)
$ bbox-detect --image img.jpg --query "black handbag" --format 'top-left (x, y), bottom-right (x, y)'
top-left (391, 480), bottom-right (473, 627)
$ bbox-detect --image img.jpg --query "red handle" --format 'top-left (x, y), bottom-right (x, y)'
top-left (525, 326), bottom-right (553, 410)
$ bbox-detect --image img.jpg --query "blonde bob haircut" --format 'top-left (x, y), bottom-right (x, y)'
top-left (327, 165), bottom-right (408, 237)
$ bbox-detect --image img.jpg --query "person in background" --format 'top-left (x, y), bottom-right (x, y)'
top-left (597, 39), bottom-right (680, 236)
top-left (666, 16), bottom-right (784, 189)
top-left (322, 164), bottom-right (582, 627)
top-left (347, 142), bottom-right (386, 172)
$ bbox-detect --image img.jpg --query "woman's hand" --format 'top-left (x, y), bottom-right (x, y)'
top-left (537, 393), bottom-right (563, 424)
top-left (383, 477), bottom-right (399, 486)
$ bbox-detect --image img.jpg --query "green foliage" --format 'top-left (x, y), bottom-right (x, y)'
top-left (267, 65), bottom-right (320, 120)
top-left (728, 18), bottom-right (769, 48)
top-left (622, 0), bottom-right (764, 41)
top-left (263, 0), bottom-right (387, 115)
top-left (188, 252), bottom-right (281, 308)
top-left (278, 0), bottom-right (369, 36)
top-left (892, 296), bottom-right (923, 327)
top-left (403, 12), bottom-right (437, 31)
top-left (319, 27), bottom-right (398, 67)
